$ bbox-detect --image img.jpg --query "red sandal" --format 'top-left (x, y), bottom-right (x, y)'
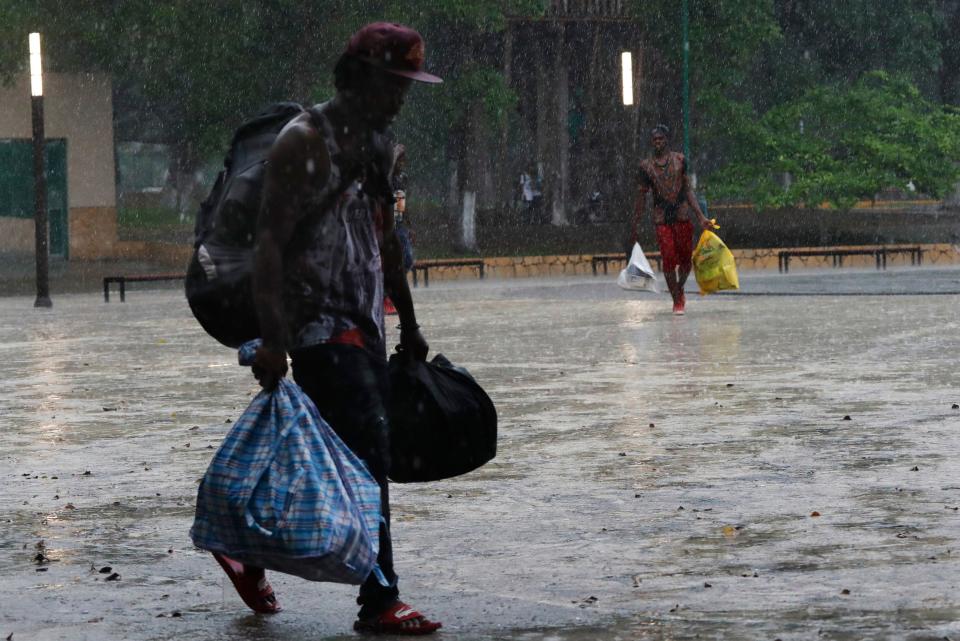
top-left (213, 552), bottom-right (282, 614)
top-left (353, 601), bottom-right (442, 635)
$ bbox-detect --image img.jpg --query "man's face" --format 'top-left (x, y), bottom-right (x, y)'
top-left (359, 68), bottom-right (413, 132)
top-left (651, 132), bottom-right (668, 154)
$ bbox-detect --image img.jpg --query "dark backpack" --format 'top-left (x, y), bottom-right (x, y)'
top-left (387, 353), bottom-right (498, 483)
top-left (185, 102), bottom-right (397, 348)
top-left (185, 102), bottom-right (307, 348)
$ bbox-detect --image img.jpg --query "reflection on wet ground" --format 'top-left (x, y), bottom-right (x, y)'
top-left (1, 268), bottom-right (959, 640)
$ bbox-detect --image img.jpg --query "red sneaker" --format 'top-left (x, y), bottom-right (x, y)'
top-left (673, 293), bottom-right (686, 316)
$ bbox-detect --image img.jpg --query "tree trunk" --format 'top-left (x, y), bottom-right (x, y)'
top-left (163, 141), bottom-right (201, 221)
top-left (534, 26), bottom-right (551, 218)
top-left (498, 23), bottom-right (514, 210)
top-left (553, 22), bottom-right (569, 226)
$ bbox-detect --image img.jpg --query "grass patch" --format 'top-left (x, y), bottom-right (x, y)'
top-left (118, 206), bottom-right (191, 229)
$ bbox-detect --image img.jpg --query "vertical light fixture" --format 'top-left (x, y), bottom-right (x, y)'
top-left (29, 32), bottom-right (43, 96)
top-left (30, 31), bottom-right (52, 308)
top-left (621, 51), bottom-right (634, 106)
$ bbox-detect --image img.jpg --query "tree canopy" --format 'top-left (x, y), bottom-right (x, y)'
top-left (705, 72), bottom-right (960, 209)
top-left (1, 0), bottom-right (958, 212)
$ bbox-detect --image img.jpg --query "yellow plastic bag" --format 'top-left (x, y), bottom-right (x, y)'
top-left (693, 230), bottom-right (739, 295)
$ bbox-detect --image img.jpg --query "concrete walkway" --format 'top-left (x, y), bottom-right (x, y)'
top-left (1, 268), bottom-right (959, 640)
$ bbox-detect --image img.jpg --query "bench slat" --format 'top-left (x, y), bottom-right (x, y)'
top-left (778, 246), bottom-right (922, 273)
top-left (411, 259), bottom-right (484, 288)
top-left (104, 274), bottom-right (185, 302)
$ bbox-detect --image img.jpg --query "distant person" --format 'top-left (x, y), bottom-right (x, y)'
top-left (631, 124), bottom-right (715, 315)
top-left (392, 144), bottom-right (415, 273)
top-left (519, 168), bottom-right (543, 224)
top-left (384, 143), bottom-right (412, 316)
top-left (230, 22), bottom-right (443, 635)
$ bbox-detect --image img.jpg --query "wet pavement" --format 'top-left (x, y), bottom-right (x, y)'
top-left (2, 267), bottom-right (959, 641)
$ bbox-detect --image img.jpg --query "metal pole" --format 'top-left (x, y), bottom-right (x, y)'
top-left (32, 93), bottom-right (52, 308)
top-left (682, 0), bottom-right (691, 163)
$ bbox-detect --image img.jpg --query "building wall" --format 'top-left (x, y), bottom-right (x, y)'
top-left (0, 72), bottom-right (117, 259)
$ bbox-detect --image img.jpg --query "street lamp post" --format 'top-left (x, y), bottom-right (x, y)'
top-left (30, 32), bottom-right (52, 308)
top-left (681, 0), bottom-right (691, 163)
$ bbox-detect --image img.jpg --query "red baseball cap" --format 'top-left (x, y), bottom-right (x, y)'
top-left (346, 22), bottom-right (443, 84)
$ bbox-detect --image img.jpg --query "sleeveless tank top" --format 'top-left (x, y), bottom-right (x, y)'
top-left (281, 104), bottom-right (386, 359)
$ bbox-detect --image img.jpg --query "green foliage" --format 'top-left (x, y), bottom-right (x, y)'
top-left (761, 0), bottom-right (945, 104)
top-left (0, 0), bottom-right (539, 181)
top-left (625, 0), bottom-right (780, 94)
top-left (436, 66), bottom-right (517, 128)
top-left (4, 0), bottom-right (958, 212)
top-left (384, 0), bottom-right (545, 31)
top-left (705, 72), bottom-right (960, 209)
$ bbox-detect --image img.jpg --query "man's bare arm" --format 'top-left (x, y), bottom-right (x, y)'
top-left (252, 116), bottom-right (330, 386)
top-left (684, 178), bottom-right (715, 229)
top-left (381, 207), bottom-right (428, 360)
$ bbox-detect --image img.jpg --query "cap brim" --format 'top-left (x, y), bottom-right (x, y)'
top-left (386, 68), bottom-right (443, 84)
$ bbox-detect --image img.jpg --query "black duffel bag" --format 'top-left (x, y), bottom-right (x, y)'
top-left (387, 352), bottom-right (497, 483)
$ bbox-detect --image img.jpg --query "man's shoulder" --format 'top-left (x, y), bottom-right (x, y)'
top-left (270, 113), bottom-right (330, 170)
top-left (265, 112), bottom-right (332, 194)
top-left (273, 112), bottom-right (324, 153)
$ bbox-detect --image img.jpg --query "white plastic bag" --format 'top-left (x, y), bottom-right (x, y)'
top-left (617, 243), bottom-right (659, 293)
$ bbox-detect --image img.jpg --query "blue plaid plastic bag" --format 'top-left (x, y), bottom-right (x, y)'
top-left (190, 340), bottom-right (382, 584)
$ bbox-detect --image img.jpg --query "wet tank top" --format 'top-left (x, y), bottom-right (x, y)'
top-left (281, 104), bottom-right (386, 359)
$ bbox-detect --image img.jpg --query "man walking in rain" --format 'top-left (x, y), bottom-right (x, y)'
top-left (212, 22), bottom-right (443, 635)
top-left (631, 124), bottom-right (715, 315)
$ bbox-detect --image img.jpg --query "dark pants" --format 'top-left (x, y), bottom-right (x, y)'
top-left (290, 343), bottom-right (398, 616)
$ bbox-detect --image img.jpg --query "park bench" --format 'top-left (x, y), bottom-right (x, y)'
top-left (591, 252), bottom-right (662, 276)
top-left (777, 246), bottom-right (923, 273)
top-left (411, 258), bottom-right (485, 288)
top-left (103, 273), bottom-right (185, 302)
